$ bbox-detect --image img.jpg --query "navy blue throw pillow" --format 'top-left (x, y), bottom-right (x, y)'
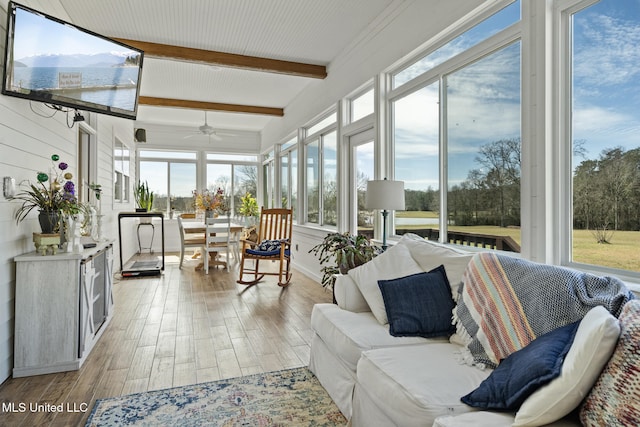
top-left (461, 320), bottom-right (580, 410)
top-left (377, 265), bottom-right (455, 338)
top-left (257, 239), bottom-right (282, 252)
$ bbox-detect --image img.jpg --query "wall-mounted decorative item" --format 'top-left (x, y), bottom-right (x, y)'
top-left (3, 176), bottom-right (15, 199)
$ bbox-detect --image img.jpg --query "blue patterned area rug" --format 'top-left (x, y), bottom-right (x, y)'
top-left (85, 367), bottom-right (346, 426)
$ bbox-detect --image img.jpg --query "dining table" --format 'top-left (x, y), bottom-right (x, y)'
top-left (182, 219), bottom-right (245, 270)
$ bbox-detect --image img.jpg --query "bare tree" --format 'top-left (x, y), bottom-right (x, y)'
top-left (475, 138), bottom-right (521, 227)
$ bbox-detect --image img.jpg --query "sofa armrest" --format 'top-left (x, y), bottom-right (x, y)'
top-left (334, 274), bottom-right (370, 313)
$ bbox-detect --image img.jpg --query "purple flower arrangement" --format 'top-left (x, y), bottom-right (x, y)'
top-left (13, 154), bottom-right (80, 223)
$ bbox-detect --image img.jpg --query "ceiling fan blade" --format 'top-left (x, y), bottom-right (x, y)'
top-left (210, 133), bottom-right (222, 141)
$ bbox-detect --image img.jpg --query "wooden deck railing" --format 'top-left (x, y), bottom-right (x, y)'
top-left (360, 228), bottom-right (521, 253)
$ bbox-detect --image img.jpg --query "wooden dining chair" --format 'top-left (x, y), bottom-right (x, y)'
top-left (177, 214), bottom-right (205, 269)
top-left (203, 216), bottom-right (231, 274)
top-left (237, 207), bottom-right (293, 287)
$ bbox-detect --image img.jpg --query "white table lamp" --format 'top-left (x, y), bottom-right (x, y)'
top-left (365, 178), bottom-right (405, 250)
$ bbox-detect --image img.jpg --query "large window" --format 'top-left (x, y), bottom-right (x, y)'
top-left (322, 132), bottom-right (337, 226)
top-left (447, 42), bottom-right (521, 248)
top-left (137, 151), bottom-right (257, 217)
top-left (138, 150), bottom-right (197, 215)
top-left (78, 119), bottom-right (98, 205)
top-left (391, 1), bottom-right (521, 251)
top-left (113, 137), bottom-right (131, 203)
top-left (207, 153), bottom-right (258, 216)
top-left (354, 139), bottom-right (374, 233)
top-left (262, 150), bottom-right (275, 209)
top-left (306, 140), bottom-right (320, 223)
top-left (281, 151), bottom-right (289, 208)
top-left (393, 82), bottom-right (440, 238)
top-left (569, 0), bottom-right (640, 274)
top-left (280, 137), bottom-right (298, 220)
top-left (304, 113), bottom-right (337, 226)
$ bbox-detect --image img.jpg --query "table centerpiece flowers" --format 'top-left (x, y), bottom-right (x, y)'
top-left (193, 187), bottom-right (229, 217)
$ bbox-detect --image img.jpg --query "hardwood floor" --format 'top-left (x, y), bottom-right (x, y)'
top-left (0, 254), bottom-right (331, 426)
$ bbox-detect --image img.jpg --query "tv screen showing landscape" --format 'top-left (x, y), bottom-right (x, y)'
top-left (2, 2), bottom-right (143, 120)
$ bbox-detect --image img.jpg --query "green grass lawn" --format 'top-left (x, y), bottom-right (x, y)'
top-left (573, 229), bottom-right (640, 271)
top-left (396, 211), bottom-right (640, 272)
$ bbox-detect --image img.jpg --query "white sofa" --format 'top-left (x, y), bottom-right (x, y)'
top-left (309, 234), bottom-right (638, 426)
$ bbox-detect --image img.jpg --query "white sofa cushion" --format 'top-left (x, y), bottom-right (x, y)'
top-left (355, 343), bottom-right (491, 426)
top-left (348, 241), bottom-right (423, 324)
top-left (514, 306), bottom-right (620, 426)
top-left (334, 274), bottom-right (370, 313)
top-left (310, 303), bottom-right (430, 372)
top-left (399, 234), bottom-right (473, 296)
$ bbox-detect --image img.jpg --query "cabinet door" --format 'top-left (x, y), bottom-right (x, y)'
top-left (79, 259), bottom-right (97, 359)
top-left (92, 251), bottom-right (106, 331)
top-left (105, 246), bottom-right (114, 316)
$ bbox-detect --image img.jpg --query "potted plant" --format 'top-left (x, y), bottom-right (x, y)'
top-left (309, 232), bottom-right (382, 291)
top-left (12, 154), bottom-right (78, 235)
top-left (238, 192), bottom-right (259, 226)
top-left (134, 181), bottom-right (154, 212)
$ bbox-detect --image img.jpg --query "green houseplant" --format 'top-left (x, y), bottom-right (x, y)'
top-left (309, 232), bottom-right (382, 290)
top-left (238, 192), bottom-right (259, 225)
top-left (134, 181), bottom-right (154, 212)
top-left (12, 154), bottom-right (78, 234)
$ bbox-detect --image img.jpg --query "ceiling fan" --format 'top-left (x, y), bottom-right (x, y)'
top-left (184, 111), bottom-right (235, 141)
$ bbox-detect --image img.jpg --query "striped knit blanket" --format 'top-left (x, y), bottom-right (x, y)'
top-left (454, 252), bottom-right (634, 369)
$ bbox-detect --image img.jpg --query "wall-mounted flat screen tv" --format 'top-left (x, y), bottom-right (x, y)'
top-left (2, 2), bottom-right (143, 120)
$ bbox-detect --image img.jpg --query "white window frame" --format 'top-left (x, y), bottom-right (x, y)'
top-left (554, 0), bottom-right (640, 282)
top-left (137, 149), bottom-right (198, 216)
top-left (302, 109), bottom-right (338, 227)
top-left (279, 135), bottom-right (298, 220)
top-left (386, 6), bottom-right (522, 245)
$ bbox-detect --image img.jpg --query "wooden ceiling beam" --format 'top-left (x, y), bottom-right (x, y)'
top-left (115, 38), bottom-right (327, 79)
top-left (138, 96), bottom-right (284, 116)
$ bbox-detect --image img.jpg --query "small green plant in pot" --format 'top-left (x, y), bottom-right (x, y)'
top-left (239, 192), bottom-right (259, 226)
top-left (134, 181), bottom-right (154, 212)
top-left (309, 232), bottom-right (382, 291)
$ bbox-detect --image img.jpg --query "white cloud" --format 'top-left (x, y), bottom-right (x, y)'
top-left (574, 13), bottom-right (640, 87)
top-left (393, 44), bottom-right (521, 164)
top-left (573, 105), bottom-right (640, 155)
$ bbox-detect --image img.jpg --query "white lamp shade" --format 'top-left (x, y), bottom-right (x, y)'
top-left (365, 180), bottom-right (405, 210)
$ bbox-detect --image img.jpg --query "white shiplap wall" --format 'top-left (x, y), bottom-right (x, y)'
top-left (0, 0), bottom-right (137, 383)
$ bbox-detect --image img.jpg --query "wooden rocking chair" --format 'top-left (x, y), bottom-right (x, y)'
top-left (237, 207), bottom-right (293, 286)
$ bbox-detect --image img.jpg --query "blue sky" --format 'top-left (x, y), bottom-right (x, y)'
top-left (13, 5), bottom-right (134, 58)
top-left (394, 2), bottom-right (521, 191)
top-left (394, 0), bottom-right (640, 191)
top-left (572, 0), bottom-right (640, 160)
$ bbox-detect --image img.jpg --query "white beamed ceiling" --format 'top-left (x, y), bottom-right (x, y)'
top-left (38, 0), bottom-right (399, 142)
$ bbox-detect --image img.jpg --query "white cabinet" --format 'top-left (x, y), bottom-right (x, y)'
top-left (13, 241), bottom-right (114, 378)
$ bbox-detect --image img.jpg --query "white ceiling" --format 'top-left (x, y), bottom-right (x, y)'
top-left (46, 0), bottom-right (398, 139)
